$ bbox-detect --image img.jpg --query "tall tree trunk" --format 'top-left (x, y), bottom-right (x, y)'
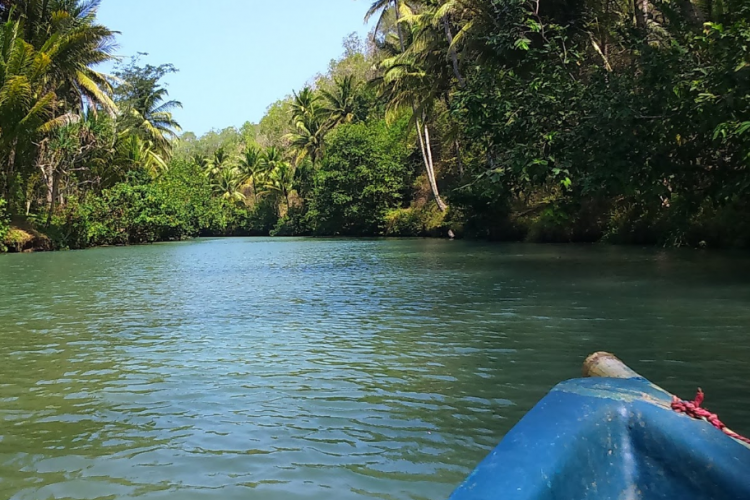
top-left (443, 17), bottom-right (466, 88)
top-left (455, 139), bottom-right (464, 177)
top-left (423, 125), bottom-right (447, 212)
top-left (3, 137), bottom-right (18, 206)
top-left (415, 117), bottom-right (447, 212)
top-left (45, 163), bottom-right (54, 205)
top-left (36, 139), bottom-right (53, 208)
top-left (47, 170), bottom-right (59, 226)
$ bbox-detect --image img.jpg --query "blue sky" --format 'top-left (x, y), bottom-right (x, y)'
top-left (96, 1), bottom-right (375, 135)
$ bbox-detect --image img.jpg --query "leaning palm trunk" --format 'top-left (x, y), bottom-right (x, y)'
top-left (415, 117), bottom-right (447, 212)
top-left (390, 0), bottom-right (448, 212)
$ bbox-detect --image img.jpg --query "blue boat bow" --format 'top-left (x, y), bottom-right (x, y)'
top-left (449, 359), bottom-right (750, 500)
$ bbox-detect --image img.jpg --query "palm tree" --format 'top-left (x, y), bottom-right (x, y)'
top-left (287, 113), bottom-right (327, 167)
top-left (116, 134), bottom-right (167, 177)
top-left (266, 160), bottom-right (294, 209)
top-left (367, 1), bottom-right (451, 212)
top-left (261, 146), bottom-right (294, 211)
top-left (366, 0), bottom-right (413, 50)
top-left (211, 166), bottom-right (245, 203)
top-left (291, 87), bottom-right (323, 125)
top-left (119, 86), bottom-right (182, 160)
top-left (375, 23), bottom-right (450, 211)
top-left (1, 0), bottom-right (118, 216)
top-left (403, 0), bottom-right (468, 87)
top-left (262, 146), bottom-right (285, 172)
top-left (0, 17), bottom-right (58, 205)
top-left (191, 153), bottom-right (208, 168)
top-left (288, 86), bottom-right (330, 179)
top-left (204, 147), bottom-right (234, 178)
top-left (11, 0), bottom-right (118, 115)
top-left (237, 145), bottom-right (265, 202)
top-left (320, 75), bottom-right (359, 127)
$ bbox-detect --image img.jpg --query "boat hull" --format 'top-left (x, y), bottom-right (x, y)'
top-left (449, 377), bottom-right (750, 500)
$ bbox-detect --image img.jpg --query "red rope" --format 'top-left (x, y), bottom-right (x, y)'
top-left (671, 389), bottom-right (750, 445)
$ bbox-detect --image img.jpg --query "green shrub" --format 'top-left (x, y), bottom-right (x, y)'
top-left (49, 176), bottom-right (200, 248)
top-left (309, 119), bottom-right (412, 235)
top-left (270, 204), bottom-right (310, 236)
top-left (44, 160), bottom-right (273, 248)
top-left (382, 204), bottom-right (448, 236)
top-left (241, 198), bottom-right (281, 236)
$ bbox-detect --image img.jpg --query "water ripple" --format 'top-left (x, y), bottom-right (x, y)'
top-left (1, 239), bottom-right (750, 499)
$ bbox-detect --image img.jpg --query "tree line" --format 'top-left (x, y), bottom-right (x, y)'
top-left (1, 0), bottom-right (749, 251)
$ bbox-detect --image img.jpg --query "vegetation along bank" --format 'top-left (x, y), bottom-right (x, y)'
top-left (2, 0), bottom-right (750, 252)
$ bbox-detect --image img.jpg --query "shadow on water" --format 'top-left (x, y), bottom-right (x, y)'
top-left (1, 239), bottom-right (749, 499)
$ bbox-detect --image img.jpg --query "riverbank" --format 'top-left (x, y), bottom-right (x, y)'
top-left (1, 222), bottom-right (52, 253)
top-left (5, 200), bottom-right (750, 254)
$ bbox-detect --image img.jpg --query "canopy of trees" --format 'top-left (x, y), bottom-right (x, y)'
top-left (2, 0), bottom-right (750, 251)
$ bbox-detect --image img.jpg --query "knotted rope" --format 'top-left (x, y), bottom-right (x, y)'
top-left (671, 389), bottom-right (750, 445)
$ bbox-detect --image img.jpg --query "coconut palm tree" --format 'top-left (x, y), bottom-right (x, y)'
top-left (291, 87), bottom-right (324, 125)
top-left (287, 113), bottom-right (327, 167)
top-left (11, 0), bottom-right (118, 115)
top-left (204, 147), bottom-right (234, 178)
top-left (238, 145), bottom-right (265, 202)
top-left (375, 24), bottom-right (450, 211)
top-left (402, 0), bottom-right (468, 87)
top-left (119, 86), bottom-right (182, 160)
top-left (320, 75), bottom-right (359, 128)
top-left (265, 160), bottom-right (294, 209)
top-left (190, 153), bottom-right (209, 172)
top-left (366, 1), bottom-right (451, 212)
top-left (366, 0), bottom-right (413, 50)
top-left (288, 85), bottom-right (331, 175)
top-left (211, 166), bottom-right (245, 203)
top-left (413, 0), bottom-right (501, 71)
top-left (1, 0), bottom-right (118, 215)
top-left (0, 17), bottom-right (59, 204)
top-left (262, 146), bottom-right (285, 172)
top-left (261, 146), bottom-right (294, 211)
top-left (115, 134), bottom-right (167, 177)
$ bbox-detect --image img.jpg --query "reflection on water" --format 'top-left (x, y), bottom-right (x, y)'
top-left (1, 239), bottom-right (749, 499)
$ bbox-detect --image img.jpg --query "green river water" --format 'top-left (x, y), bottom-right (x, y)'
top-left (1, 238), bottom-right (749, 500)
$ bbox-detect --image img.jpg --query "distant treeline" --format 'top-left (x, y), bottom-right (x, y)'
top-left (2, 0), bottom-right (750, 252)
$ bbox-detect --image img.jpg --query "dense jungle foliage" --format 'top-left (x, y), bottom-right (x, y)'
top-left (1, 0), bottom-right (750, 252)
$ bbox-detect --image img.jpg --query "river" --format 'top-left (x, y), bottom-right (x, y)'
top-left (1, 238), bottom-right (749, 499)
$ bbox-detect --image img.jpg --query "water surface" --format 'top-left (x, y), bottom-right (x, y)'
top-left (1, 239), bottom-right (749, 499)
